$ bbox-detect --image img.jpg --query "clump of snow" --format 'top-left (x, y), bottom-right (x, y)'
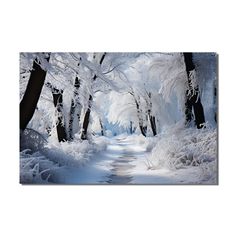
top-left (20, 128), bottom-right (47, 152)
top-left (125, 134), bottom-right (157, 152)
top-left (20, 149), bottom-right (59, 184)
top-left (44, 135), bottom-right (109, 166)
top-left (105, 130), bottom-right (113, 137)
top-left (93, 135), bottom-right (111, 151)
top-left (147, 123), bottom-right (217, 183)
top-left (20, 132), bottom-right (110, 184)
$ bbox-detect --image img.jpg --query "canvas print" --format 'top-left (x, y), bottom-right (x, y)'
top-left (20, 52), bottom-right (217, 184)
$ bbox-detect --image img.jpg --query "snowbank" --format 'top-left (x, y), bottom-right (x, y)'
top-left (124, 134), bottom-right (157, 152)
top-left (147, 124), bottom-right (217, 183)
top-left (20, 131), bottom-right (110, 184)
top-left (20, 149), bottom-right (56, 184)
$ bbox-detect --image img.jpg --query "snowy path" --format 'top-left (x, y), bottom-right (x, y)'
top-left (102, 138), bottom-right (146, 184)
top-left (48, 136), bottom-right (201, 184)
top-left (99, 137), bottom-right (201, 185)
top-left (48, 137), bottom-right (145, 184)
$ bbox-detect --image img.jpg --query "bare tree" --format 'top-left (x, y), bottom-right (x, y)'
top-left (81, 53), bottom-right (106, 140)
top-left (20, 54), bottom-right (50, 130)
top-left (183, 53), bottom-right (205, 128)
top-left (147, 92), bottom-right (157, 136)
top-left (68, 76), bottom-right (81, 140)
top-left (46, 82), bottom-right (67, 142)
top-left (130, 93), bottom-right (147, 137)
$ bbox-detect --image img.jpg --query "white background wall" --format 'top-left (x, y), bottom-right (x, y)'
top-left (0, 1), bottom-right (235, 236)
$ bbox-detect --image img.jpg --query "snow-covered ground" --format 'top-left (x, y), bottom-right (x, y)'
top-left (20, 126), bottom-right (217, 184)
top-left (107, 133), bottom-right (217, 185)
top-left (129, 127), bottom-right (217, 184)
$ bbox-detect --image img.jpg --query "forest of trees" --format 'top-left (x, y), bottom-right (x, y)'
top-left (19, 52), bottom-right (217, 186)
top-left (20, 52), bottom-right (216, 144)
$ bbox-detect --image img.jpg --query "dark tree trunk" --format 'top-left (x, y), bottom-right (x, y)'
top-left (99, 118), bottom-right (104, 136)
top-left (141, 126), bottom-right (147, 136)
top-left (134, 99), bottom-right (147, 137)
top-left (193, 97), bottom-right (205, 128)
top-left (52, 88), bottom-right (67, 142)
top-left (20, 55), bottom-right (50, 130)
top-left (147, 93), bottom-right (157, 136)
top-left (68, 99), bottom-right (76, 141)
top-left (68, 76), bottom-right (81, 141)
top-left (139, 126), bottom-right (146, 136)
top-left (81, 95), bottom-right (92, 140)
top-left (81, 53), bottom-right (106, 140)
top-left (214, 79), bottom-right (217, 123)
top-left (129, 121), bottom-right (134, 134)
top-left (183, 53), bottom-right (205, 129)
top-left (143, 115), bottom-right (148, 135)
top-left (148, 113), bottom-right (157, 136)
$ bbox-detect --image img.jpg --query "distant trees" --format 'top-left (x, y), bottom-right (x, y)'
top-left (115, 56), bottom-right (158, 137)
top-left (129, 121), bottom-right (136, 134)
top-left (132, 94), bottom-right (147, 137)
top-left (99, 118), bottom-right (104, 136)
top-left (183, 53), bottom-right (205, 128)
top-left (131, 91), bottom-right (157, 137)
top-left (147, 93), bottom-right (157, 136)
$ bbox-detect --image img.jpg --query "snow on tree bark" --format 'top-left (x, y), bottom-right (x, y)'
top-left (20, 54), bottom-right (50, 130)
top-left (51, 86), bottom-right (67, 142)
top-left (68, 76), bottom-right (81, 141)
top-left (147, 93), bottom-right (157, 136)
top-left (183, 53), bottom-right (205, 129)
top-left (133, 96), bottom-right (147, 137)
top-left (81, 53), bottom-right (106, 140)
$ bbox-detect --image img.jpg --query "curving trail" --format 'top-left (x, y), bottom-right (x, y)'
top-left (48, 137), bottom-right (146, 184)
top-left (47, 136), bottom-right (200, 184)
